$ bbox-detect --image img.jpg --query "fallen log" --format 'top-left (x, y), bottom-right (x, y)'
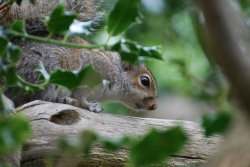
top-left (17, 100), bottom-right (221, 167)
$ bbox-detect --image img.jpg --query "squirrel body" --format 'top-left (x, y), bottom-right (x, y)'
top-left (0, 2), bottom-right (156, 167)
top-left (1, 1), bottom-right (157, 112)
top-left (5, 37), bottom-right (157, 112)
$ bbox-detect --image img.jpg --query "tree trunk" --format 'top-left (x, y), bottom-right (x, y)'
top-left (18, 100), bottom-right (221, 167)
top-left (196, 0), bottom-right (250, 166)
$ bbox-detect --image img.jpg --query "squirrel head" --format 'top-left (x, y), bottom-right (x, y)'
top-left (121, 62), bottom-right (157, 111)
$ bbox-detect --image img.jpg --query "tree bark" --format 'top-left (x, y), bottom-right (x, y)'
top-left (196, 0), bottom-right (250, 113)
top-left (196, 0), bottom-right (250, 166)
top-left (17, 100), bottom-right (221, 167)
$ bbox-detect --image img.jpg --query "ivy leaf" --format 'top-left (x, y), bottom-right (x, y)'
top-left (4, 65), bottom-right (19, 86)
top-left (80, 130), bottom-right (97, 154)
top-left (140, 46), bottom-right (162, 60)
top-left (129, 126), bottom-right (187, 166)
top-left (107, 0), bottom-right (140, 36)
top-left (47, 4), bottom-right (77, 35)
top-left (49, 69), bottom-right (81, 90)
top-left (101, 136), bottom-right (130, 151)
top-left (120, 52), bottom-right (138, 64)
top-left (202, 112), bottom-right (233, 137)
top-left (0, 115), bottom-right (31, 154)
top-left (112, 39), bottom-right (163, 63)
top-left (49, 66), bottom-right (101, 90)
top-left (11, 20), bottom-right (26, 34)
top-left (0, 37), bottom-right (8, 56)
top-left (0, 40), bottom-right (20, 64)
top-left (77, 65), bottom-right (102, 89)
top-left (6, 44), bottom-right (20, 63)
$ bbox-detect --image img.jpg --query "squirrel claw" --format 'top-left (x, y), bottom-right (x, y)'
top-left (88, 101), bottom-right (103, 113)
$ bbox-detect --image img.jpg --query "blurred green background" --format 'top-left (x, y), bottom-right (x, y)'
top-left (94, 0), bottom-right (249, 121)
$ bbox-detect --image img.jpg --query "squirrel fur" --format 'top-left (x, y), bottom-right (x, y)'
top-left (1, 0), bottom-right (157, 112)
top-left (5, 37), bottom-right (157, 112)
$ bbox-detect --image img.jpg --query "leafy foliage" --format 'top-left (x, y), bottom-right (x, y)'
top-left (0, 1), bottom-right (167, 164)
top-left (0, 37), bottom-right (8, 55)
top-left (59, 126), bottom-right (188, 166)
top-left (0, 38), bottom-right (20, 88)
top-left (107, 0), bottom-right (140, 36)
top-left (48, 66), bottom-right (101, 90)
top-left (11, 20), bottom-right (26, 34)
top-left (0, 0), bottom-right (237, 165)
top-left (46, 4), bottom-right (77, 35)
top-left (202, 111), bottom-right (233, 137)
top-left (0, 32), bottom-right (31, 156)
top-left (0, 115), bottom-right (31, 154)
top-left (112, 39), bottom-right (162, 63)
top-left (129, 126), bottom-right (187, 166)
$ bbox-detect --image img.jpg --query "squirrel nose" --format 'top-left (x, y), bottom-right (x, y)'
top-left (149, 103), bottom-right (157, 110)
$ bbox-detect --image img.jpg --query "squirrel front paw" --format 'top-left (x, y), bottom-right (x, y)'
top-left (62, 97), bottom-right (80, 107)
top-left (88, 101), bottom-right (103, 113)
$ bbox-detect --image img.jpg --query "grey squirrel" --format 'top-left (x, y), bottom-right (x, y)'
top-left (1, 0), bottom-right (157, 113)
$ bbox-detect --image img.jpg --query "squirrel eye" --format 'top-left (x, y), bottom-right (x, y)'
top-left (140, 76), bottom-right (150, 87)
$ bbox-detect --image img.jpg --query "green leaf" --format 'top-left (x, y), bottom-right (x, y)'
top-left (49, 69), bottom-right (80, 90)
top-left (202, 112), bottom-right (233, 137)
top-left (0, 37), bottom-right (8, 56)
top-left (120, 52), bottom-right (138, 64)
top-left (77, 65), bottom-right (102, 89)
top-left (129, 126), bottom-right (187, 166)
top-left (140, 46), bottom-right (163, 60)
top-left (0, 115), bottom-right (31, 154)
top-left (107, 0), bottom-right (140, 36)
top-left (111, 39), bottom-right (163, 63)
top-left (101, 136), bottom-right (130, 151)
top-left (5, 65), bottom-right (19, 87)
top-left (49, 66), bottom-right (101, 90)
top-left (11, 20), bottom-right (26, 34)
top-left (80, 130), bottom-right (97, 154)
top-left (47, 4), bottom-right (77, 35)
top-left (6, 44), bottom-right (20, 63)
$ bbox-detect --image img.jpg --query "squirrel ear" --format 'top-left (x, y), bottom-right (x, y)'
top-left (122, 62), bottom-right (133, 71)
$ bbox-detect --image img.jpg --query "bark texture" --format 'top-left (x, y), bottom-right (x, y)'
top-left (17, 100), bottom-right (221, 167)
